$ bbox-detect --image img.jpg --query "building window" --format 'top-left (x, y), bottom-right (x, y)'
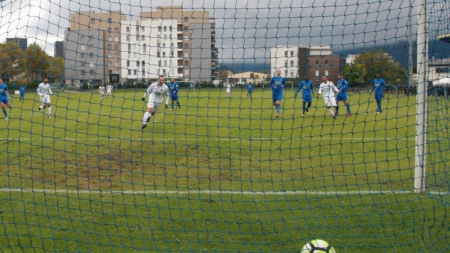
top-left (128, 69), bottom-right (131, 75)
top-left (136, 61), bottom-right (140, 67)
top-left (115, 62), bottom-right (118, 67)
top-left (108, 36), bottom-right (112, 41)
top-left (316, 80), bottom-right (319, 85)
top-left (81, 70), bottom-right (85, 75)
top-left (142, 35), bottom-right (145, 40)
top-left (142, 61), bottom-right (145, 66)
top-left (90, 70), bottom-right (94, 75)
top-left (184, 35), bottom-right (188, 40)
top-left (163, 69), bottom-right (166, 74)
top-left (184, 17), bottom-right (188, 22)
top-left (164, 34), bottom-right (167, 40)
top-left (158, 26), bottom-right (162, 32)
top-left (184, 26), bottom-right (188, 31)
top-left (325, 60), bottom-right (329, 65)
top-left (80, 36), bottom-right (85, 42)
top-left (128, 44), bottom-right (131, 51)
top-left (291, 71), bottom-right (293, 77)
top-left (108, 28), bottom-right (112, 33)
top-left (143, 43), bottom-right (146, 53)
top-left (126, 35), bottom-right (130, 41)
top-left (170, 51), bottom-right (174, 57)
top-left (107, 53), bottom-right (111, 58)
top-left (107, 18), bottom-right (112, 23)
top-left (285, 51), bottom-right (288, 56)
top-left (127, 60), bottom-right (130, 67)
top-left (142, 69), bottom-right (145, 75)
top-left (115, 70), bottom-right (118, 74)
top-left (184, 43), bottom-right (188, 49)
top-left (126, 26), bottom-right (130, 32)
top-left (184, 60), bottom-right (189, 66)
top-left (325, 70), bottom-right (329, 76)
top-left (164, 60), bottom-right (167, 67)
top-left (134, 69), bottom-right (137, 75)
top-left (291, 51), bottom-right (294, 56)
top-left (163, 52), bottom-right (166, 57)
top-left (90, 18), bottom-right (95, 24)
top-left (108, 70), bottom-right (112, 74)
top-left (80, 45), bottom-right (85, 51)
top-left (170, 43), bottom-right (174, 48)
top-left (285, 70), bottom-right (288, 75)
top-left (141, 26), bottom-right (145, 32)
top-left (81, 62), bottom-right (85, 67)
top-left (284, 61), bottom-right (287, 67)
top-left (157, 52), bottom-right (160, 57)
top-left (164, 26), bottom-right (167, 32)
top-left (89, 52), bottom-right (94, 58)
top-left (89, 62), bottom-right (94, 67)
top-left (315, 70), bottom-right (319, 76)
top-left (169, 26), bottom-right (172, 31)
top-left (108, 44), bottom-right (111, 50)
top-left (158, 60), bottom-right (161, 66)
top-left (114, 44), bottom-right (119, 50)
top-left (162, 43), bottom-right (166, 48)
top-left (315, 60), bottom-right (319, 66)
top-left (114, 37), bottom-right (119, 42)
top-left (81, 53), bottom-right (85, 58)
top-left (290, 60), bottom-right (294, 67)
top-left (114, 27), bottom-right (119, 33)
top-left (115, 53), bottom-right (118, 58)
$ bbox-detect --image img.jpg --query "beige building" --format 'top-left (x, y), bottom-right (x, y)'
top-left (140, 6), bottom-right (218, 81)
top-left (228, 71), bottom-right (267, 84)
top-left (68, 11), bottom-right (126, 83)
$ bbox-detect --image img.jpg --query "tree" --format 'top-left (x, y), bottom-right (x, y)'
top-left (19, 42), bottom-right (51, 80)
top-left (0, 41), bottom-right (23, 79)
top-left (342, 63), bottom-right (367, 85)
top-left (254, 74), bottom-right (260, 79)
top-left (351, 50), bottom-right (408, 84)
top-left (48, 57), bottom-right (65, 82)
top-left (250, 72), bottom-right (254, 78)
top-left (262, 69), bottom-right (271, 81)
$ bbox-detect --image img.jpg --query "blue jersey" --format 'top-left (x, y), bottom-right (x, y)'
top-left (0, 84), bottom-right (8, 99)
top-left (19, 85), bottom-right (26, 95)
top-left (295, 80), bottom-right (314, 97)
top-left (373, 78), bottom-right (385, 99)
top-left (337, 78), bottom-right (349, 93)
top-left (168, 82), bottom-right (179, 96)
top-left (270, 76), bottom-right (285, 98)
top-left (247, 84), bottom-right (254, 92)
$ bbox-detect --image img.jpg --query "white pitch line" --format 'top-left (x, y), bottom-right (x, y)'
top-left (0, 137), bottom-right (415, 141)
top-left (0, 188), bottom-right (448, 196)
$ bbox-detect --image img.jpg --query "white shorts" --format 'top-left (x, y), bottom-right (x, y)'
top-left (40, 95), bottom-right (51, 104)
top-left (226, 89), bottom-right (231, 94)
top-left (323, 97), bottom-right (336, 107)
top-left (147, 101), bottom-right (162, 113)
top-left (107, 90), bottom-right (112, 94)
top-left (100, 92), bottom-right (104, 97)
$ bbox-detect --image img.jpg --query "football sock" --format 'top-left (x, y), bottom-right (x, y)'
top-left (2, 108), bottom-right (7, 117)
top-left (346, 104), bottom-right (351, 113)
top-left (143, 112), bottom-right (151, 124)
top-left (48, 107), bottom-right (51, 116)
top-left (302, 102), bottom-right (306, 114)
top-left (329, 108), bottom-right (335, 116)
top-left (377, 101), bottom-right (382, 112)
top-left (177, 102), bottom-right (181, 108)
top-left (171, 102), bottom-right (174, 110)
top-left (336, 106), bottom-right (339, 113)
top-left (276, 104), bottom-right (280, 113)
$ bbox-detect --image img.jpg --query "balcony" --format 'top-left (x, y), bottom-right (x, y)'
top-left (178, 65), bottom-right (184, 68)
top-left (177, 47), bottom-right (183, 51)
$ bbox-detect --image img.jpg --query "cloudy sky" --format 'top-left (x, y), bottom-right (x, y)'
top-left (0, 0), bottom-right (447, 65)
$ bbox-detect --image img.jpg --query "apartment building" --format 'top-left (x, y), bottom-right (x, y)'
top-left (140, 6), bottom-right (218, 82)
top-left (65, 11), bottom-right (126, 84)
top-left (270, 46), bottom-right (340, 85)
top-left (121, 19), bottom-right (180, 81)
top-left (6, 38), bottom-right (27, 52)
top-left (54, 41), bottom-right (64, 58)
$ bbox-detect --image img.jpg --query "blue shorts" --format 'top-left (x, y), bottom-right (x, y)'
top-left (0, 97), bottom-right (9, 104)
top-left (20, 92), bottom-right (25, 97)
top-left (302, 95), bottom-right (312, 103)
top-left (336, 93), bottom-right (347, 101)
top-left (272, 94), bottom-right (282, 102)
top-left (375, 93), bottom-right (383, 101)
top-left (247, 90), bottom-right (253, 93)
top-left (170, 95), bottom-right (178, 101)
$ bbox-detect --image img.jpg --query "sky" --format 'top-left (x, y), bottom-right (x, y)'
top-left (0, 0), bottom-right (447, 66)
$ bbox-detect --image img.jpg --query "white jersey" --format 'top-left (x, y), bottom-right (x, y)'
top-left (98, 86), bottom-right (106, 93)
top-left (106, 85), bottom-right (113, 91)
top-left (144, 82), bottom-right (169, 104)
top-left (37, 83), bottom-right (53, 96)
top-left (318, 81), bottom-right (339, 97)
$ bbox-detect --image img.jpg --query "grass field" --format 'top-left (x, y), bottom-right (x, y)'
top-left (1, 89), bottom-right (449, 252)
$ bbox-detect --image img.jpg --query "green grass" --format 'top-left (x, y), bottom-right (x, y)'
top-left (0, 89), bottom-right (449, 252)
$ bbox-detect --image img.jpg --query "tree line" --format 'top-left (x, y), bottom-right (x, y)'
top-left (0, 41), bottom-right (64, 86)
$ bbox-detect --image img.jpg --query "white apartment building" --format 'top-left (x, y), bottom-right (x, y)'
top-left (270, 46), bottom-right (302, 78)
top-left (120, 19), bottom-right (182, 80)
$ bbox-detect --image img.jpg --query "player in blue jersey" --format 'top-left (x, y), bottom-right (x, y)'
top-left (294, 76), bottom-right (315, 116)
top-left (270, 69), bottom-right (286, 118)
top-left (372, 73), bottom-right (386, 113)
top-left (0, 78), bottom-right (12, 120)
top-left (168, 78), bottom-right (182, 110)
top-left (19, 84), bottom-right (26, 102)
top-left (247, 82), bottom-right (254, 98)
top-left (335, 74), bottom-right (352, 116)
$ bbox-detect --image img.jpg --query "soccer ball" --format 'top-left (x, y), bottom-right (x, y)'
top-left (301, 239), bottom-right (336, 253)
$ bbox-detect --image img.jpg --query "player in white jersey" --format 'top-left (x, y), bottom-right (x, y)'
top-left (225, 83), bottom-right (231, 98)
top-left (141, 75), bottom-right (169, 130)
top-left (98, 84), bottom-right (106, 101)
top-left (106, 84), bottom-right (113, 98)
top-left (318, 75), bottom-right (339, 118)
top-left (37, 77), bottom-right (53, 118)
